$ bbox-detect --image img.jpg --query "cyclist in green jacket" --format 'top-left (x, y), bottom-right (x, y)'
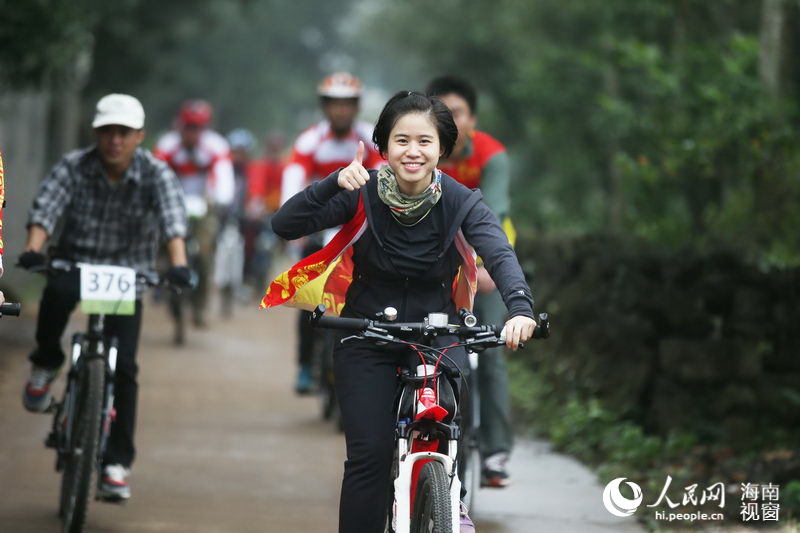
top-left (428, 75), bottom-right (517, 487)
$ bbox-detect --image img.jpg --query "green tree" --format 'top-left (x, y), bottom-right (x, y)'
top-left (351, 0), bottom-right (800, 265)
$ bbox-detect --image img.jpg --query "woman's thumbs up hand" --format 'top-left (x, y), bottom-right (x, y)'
top-left (337, 141), bottom-right (371, 191)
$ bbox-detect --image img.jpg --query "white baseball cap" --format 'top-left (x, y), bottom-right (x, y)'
top-left (92, 94), bottom-right (145, 129)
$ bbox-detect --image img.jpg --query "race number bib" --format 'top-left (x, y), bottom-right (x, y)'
top-left (79, 264), bottom-right (136, 315)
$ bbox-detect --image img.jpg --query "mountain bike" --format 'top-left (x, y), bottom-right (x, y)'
top-left (31, 260), bottom-right (166, 533)
top-left (317, 328), bottom-right (341, 428)
top-left (214, 215), bottom-right (245, 319)
top-left (311, 305), bottom-right (549, 532)
top-left (168, 198), bottom-right (205, 345)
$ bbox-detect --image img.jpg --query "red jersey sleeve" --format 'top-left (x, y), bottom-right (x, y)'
top-left (363, 145), bottom-right (384, 170)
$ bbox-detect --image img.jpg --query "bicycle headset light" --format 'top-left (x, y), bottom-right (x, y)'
top-left (459, 308), bottom-right (478, 327)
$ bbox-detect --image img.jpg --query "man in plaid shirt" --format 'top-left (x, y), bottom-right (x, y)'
top-left (17, 94), bottom-right (191, 501)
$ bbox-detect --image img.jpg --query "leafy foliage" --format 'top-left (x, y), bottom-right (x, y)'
top-left (0, 0), bottom-right (100, 87)
top-left (84, 0), bottom-right (362, 136)
top-left (352, 0), bottom-right (800, 266)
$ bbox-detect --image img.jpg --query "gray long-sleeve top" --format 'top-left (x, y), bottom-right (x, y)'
top-left (272, 170), bottom-right (534, 321)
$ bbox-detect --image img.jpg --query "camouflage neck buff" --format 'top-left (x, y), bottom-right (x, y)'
top-left (376, 166), bottom-right (443, 226)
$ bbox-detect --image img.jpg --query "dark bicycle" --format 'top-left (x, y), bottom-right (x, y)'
top-left (456, 310), bottom-right (484, 513)
top-left (30, 260), bottom-right (168, 533)
top-left (167, 220), bottom-right (202, 345)
top-left (311, 304), bottom-right (549, 532)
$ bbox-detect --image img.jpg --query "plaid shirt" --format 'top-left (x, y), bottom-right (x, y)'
top-left (29, 146), bottom-right (187, 274)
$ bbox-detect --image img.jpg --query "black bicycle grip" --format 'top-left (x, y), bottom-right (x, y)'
top-left (533, 312), bottom-right (550, 339)
top-left (314, 315), bottom-right (371, 330)
top-left (0, 302), bottom-right (21, 316)
top-left (310, 305), bottom-right (370, 330)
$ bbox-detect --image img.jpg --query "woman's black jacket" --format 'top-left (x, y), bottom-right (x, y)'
top-left (271, 169), bottom-right (534, 323)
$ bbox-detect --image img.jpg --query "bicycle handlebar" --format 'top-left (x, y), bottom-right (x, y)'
top-left (310, 305), bottom-right (550, 349)
top-left (313, 313), bottom-right (504, 336)
top-left (26, 259), bottom-right (166, 288)
top-left (0, 302), bottom-right (21, 317)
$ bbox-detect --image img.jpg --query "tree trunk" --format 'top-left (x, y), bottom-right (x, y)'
top-left (759, 0), bottom-right (786, 97)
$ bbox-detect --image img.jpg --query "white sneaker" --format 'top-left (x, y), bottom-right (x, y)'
top-left (98, 464), bottom-right (131, 501)
top-left (481, 451), bottom-right (512, 488)
top-left (22, 365), bottom-right (58, 412)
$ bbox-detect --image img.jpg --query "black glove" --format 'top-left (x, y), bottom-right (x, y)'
top-left (164, 266), bottom-right (195, 288)
top-left (17, 251), bottom-right (47, 270)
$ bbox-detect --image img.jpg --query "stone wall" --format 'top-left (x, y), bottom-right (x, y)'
top-left (516, 235), bottom-right (800, 449)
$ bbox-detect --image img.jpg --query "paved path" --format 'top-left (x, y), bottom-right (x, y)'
top-left (0, 299), bottom-right (643, 532)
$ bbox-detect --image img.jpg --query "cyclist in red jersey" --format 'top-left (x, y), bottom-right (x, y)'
top-left (281, 73), bottom-right (383, 205)
top-left (242, 132), bottom-right (285, 292)
top-left (247, 132), bottom-right (286, 215)
top-left (154, 100), bottom-right (234, 329)
top-left (282, 73), bottom-right (382, 393)
top-left (428, 75), bottom-right (516, 488)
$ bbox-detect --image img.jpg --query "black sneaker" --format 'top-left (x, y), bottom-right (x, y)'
top-left (481, 452), bottom-right (512, 488)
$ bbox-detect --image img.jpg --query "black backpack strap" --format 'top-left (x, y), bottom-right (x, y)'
top-left (360, 173), bottom-right (384, 248)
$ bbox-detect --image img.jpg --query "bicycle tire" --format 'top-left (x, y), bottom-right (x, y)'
top-left (410, 461), bottom-right (452, 533)
top-left (59, 356), bottom-right (104, 533)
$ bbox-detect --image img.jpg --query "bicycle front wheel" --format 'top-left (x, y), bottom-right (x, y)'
top-left (410, 461), bottom-right (452, 533)
top-left (60, 357), bottom-right (104, 533)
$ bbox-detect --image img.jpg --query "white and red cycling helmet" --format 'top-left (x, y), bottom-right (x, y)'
top-left (317, 72), bottom-right (363, 99)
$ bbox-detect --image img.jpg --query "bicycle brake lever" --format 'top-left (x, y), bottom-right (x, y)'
top-left (498, 335), bottom-right (525, 350)
top-left (363, 328), bottom-right (395, 345)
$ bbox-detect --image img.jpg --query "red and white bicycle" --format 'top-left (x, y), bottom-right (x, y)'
top-left (311, 305), bottom-right (549, 532)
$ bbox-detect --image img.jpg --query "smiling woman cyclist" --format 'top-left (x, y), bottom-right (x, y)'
top-left (267, 91), bottom-right (536, 532)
